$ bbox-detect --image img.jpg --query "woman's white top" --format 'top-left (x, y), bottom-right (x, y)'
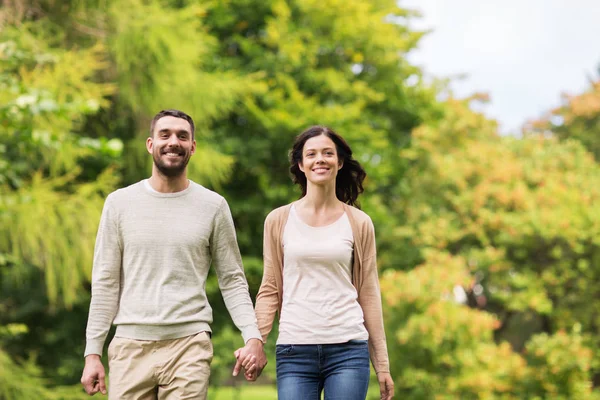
top-left (276, 205), bottom-right (369, 344)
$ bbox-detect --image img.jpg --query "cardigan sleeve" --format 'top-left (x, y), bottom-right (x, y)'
top-left (255, 212), bottom-right (280, 343)
top-left (358, 218), bottom-right (390, 374)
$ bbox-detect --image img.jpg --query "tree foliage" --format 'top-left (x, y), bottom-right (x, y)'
top-left (382, 97), bottom-right (600, 399)
top-left (1, 1), bottom-right (599, 398)
top-left (201, 0), bottom-right (439, 292)
top-left (527, 76), bottom-right (600, 161)
top-left (0, 22), bottom-right (118, 397)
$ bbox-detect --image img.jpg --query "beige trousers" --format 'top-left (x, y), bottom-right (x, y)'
top-left (108, 331), bottom-right (213, 400)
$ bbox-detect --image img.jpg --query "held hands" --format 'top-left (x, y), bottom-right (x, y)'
top-left (81, 355), bottom-right (107, 396)
top-left (377, 371), bottom-right (394, 400)
top-left (232, 338), bottom-right (267, 381)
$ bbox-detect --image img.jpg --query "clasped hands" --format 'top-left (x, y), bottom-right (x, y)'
top-left (232, 338), bottom-right (267, 381)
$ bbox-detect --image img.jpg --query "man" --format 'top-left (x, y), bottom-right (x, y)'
top-left (81, 109), bottom-right (266, 399)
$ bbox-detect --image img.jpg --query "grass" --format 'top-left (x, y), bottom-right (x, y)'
top-left (209, 383), bottom-right (381, 400)
top-left (209, 384), bottom-right (277, 400)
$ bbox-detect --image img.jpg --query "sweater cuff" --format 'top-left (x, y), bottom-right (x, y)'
top-left (84, 340), bottom-right (105, 358)
top-left (242, 326), bottom-right (264, 344)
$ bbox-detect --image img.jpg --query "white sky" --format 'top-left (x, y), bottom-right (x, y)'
top-left (401, 0), bottom-right (600, 133)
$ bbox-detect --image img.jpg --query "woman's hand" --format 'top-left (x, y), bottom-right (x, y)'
top-left (377, 371), bottom-right (394, 400)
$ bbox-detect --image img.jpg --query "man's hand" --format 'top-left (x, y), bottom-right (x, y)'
top-left (81, 355), bottom-right (107, 396)
top-left (377, 372), bottom-right (394, 400)
top-left (232, 338), bottom-right (267, 381)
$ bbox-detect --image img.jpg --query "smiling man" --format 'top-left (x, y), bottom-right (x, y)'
top-left (81, 109), bottom-right (266, 399)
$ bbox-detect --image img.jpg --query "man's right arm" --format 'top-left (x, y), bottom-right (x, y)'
top-left (84, 196), bottom-right (122, 357)
top-left (81, 196), bottom-right (122, 395)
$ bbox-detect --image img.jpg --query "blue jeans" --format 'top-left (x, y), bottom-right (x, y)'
top-left (276, 340), bottom-right (370, 400)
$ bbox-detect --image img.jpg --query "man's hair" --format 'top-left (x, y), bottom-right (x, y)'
top-left (150, 109), bottom-right (195, 139)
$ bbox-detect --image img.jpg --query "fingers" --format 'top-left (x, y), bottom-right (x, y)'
top-left (97, 371), bottom-right (107, 395)
top-left (378, 380), bottom-right (387, 400)
top-left (380, 390), bottom-right (391, 400)
top-left (232, 347), bottom-right (245, 376)
top-left (379, 377), bottom-right (394, 400)
top-left (244, 364), bottom-right (259, 382)
top-left (241, 354), bottom-right (256, 370)
top-left (83, 380), bottom-right (98, 395)
top-left (83, 382), bottom-right (95, 395)
top-left (232, 357), bottom-right (243, 376)
top-left (234, 342), bottom-right (265, 381)
top-left (232, 348), bottom-right (250, 377)
top-left (81, 356), bottom-right (106, 396)
top-left (91, 381), bottom-right (100, 396)
top-left (245, 362), bottom-right (257, 375)
top-left (233, 351), bottom-right (258, 379)
top-left (241, 354), bottom-right (257, 379)
top-left (81, 374), bottom-right (100, 396)
top-left (386, 378), bottom-right (394, 400)
top-left (244, 370), bottom-right (258, 381)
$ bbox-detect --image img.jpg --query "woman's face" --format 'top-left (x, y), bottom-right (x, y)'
top-left (299, 134), bottom-right (342, 186)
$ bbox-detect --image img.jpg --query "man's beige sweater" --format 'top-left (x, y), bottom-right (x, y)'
top-left (84, 181), bottom-right (261, 357)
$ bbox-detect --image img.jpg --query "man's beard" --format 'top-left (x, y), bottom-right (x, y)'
top-left (153, 148), bottom-right (191, 178)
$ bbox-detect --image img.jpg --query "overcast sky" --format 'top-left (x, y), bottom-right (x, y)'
top-left (401, 0), bottom-right (600, 133)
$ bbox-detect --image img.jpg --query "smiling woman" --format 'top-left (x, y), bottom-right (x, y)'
top-left (298, 134), bottom-right (341, 198)
top-left (252, 126), bottom-right (395, 400)
top-left (289, 126), bottom-right (366, 209)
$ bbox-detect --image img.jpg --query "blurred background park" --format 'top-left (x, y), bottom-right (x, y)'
top-left (1, 0), bottom-right (599, 399)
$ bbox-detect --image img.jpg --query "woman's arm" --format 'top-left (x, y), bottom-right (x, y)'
top-left (255, 214), bottom-right (280, 343)
top-left (358, 252), bottom-right (390, 374)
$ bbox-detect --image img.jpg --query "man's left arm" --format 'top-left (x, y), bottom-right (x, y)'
top-left (210, 199), bottom-right (266, 378)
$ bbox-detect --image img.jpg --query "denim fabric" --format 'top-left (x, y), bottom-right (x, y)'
top-left (276, 340), bottom-right (370, 400)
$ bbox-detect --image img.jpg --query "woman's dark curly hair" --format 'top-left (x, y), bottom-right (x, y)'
top-left (289, 125), bottom-right (366, 208)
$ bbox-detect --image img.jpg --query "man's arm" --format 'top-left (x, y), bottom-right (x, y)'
top-left (210, 199), bottom-right (266, 379)
top-left (81, 196), bottom-right (122, 395)
top-left (210, 199), bottom-right (262, 342)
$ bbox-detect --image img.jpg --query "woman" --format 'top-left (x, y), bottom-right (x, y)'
top-left (254, 126), bottom-right (394, 400)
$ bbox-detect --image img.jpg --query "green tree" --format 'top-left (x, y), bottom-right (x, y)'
top-left (381, 252), bottom-right (527, 399)
top-left (201, 0), bottom-right (440, 296)
top-left (383, 96), bottom-right (600, 398)
top-left (199, 0), bottom-right (441, 384)
top-left (1, 0), bottom-right (268, 390)
top-left (527, 76), bottom-right (600, 162)
top-left (9, 2), bottom-right (598, 398)
top-left (0, 24), bottom-right (118, 398)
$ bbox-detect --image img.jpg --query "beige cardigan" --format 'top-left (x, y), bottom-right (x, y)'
top-left (255, 202), bottom-right (390, 374)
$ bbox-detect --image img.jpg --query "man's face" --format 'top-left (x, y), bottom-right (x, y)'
top-left (146, 116), bottom-right (196, 177)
